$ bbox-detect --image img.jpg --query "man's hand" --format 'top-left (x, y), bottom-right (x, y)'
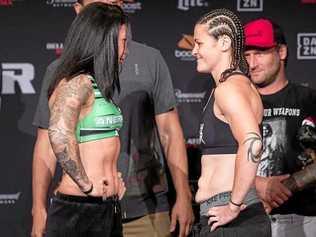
top-left (256, 175), bottom-right (292, 210)
top-left (31, 207), bottom-right (47, 237)
top-left (170, 196), bottom-right (194, 237)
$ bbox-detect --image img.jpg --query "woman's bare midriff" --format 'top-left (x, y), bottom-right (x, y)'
top-left (56, 136), bottom-right (120, 197)
top-left (195, 154), bottom-right (236, 203)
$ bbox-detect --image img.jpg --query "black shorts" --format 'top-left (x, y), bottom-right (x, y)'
top-left (45, 192), bottom-right (123, 237)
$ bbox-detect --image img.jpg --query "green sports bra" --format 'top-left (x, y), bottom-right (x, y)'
top-left (75, 76), bottom-right (123, 143)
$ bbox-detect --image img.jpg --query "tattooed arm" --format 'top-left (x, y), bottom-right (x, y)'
top-left (48, 75), bottom-right (93, 194)
top-left (207, 79), bottom-right (263, 231)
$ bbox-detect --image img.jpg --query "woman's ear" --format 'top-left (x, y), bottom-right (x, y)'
top-left (73, 2), bottom-right (84, 15)
top-left (219, 35), bottom-right (232, 52)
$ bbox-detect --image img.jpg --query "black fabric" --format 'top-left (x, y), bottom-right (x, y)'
top-left (45, 193), bottom-right (122, 237)
top-left (54, 192), bottom-right (118, 203)
top-left (199, 91), bottom-right (238, 154)
top-left (199, 203), bottom-right (271, 237)
top-left (199, 91), bottom-right (238, 155)
top-left (79, 129), bottom-right (113, 137)
top-left (258, 83), bottom-right (316, 216)
top-left (199, 72), bottom-right (248, 155)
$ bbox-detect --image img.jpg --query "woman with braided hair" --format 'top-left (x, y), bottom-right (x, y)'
top-left (193, 9), bottom-right (271, 236)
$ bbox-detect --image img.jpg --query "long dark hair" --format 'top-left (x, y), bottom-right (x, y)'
top-left (48, 2), bottom-right (127, 100)
top-left (197, 8), bottom-right (248, 82)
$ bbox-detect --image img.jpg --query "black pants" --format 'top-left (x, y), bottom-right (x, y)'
top-left (198, 203), bottom-right (271, 237)
top-left (45, 192), bottom-right (123, 237)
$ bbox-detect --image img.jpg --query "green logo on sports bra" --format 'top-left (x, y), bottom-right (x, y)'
top-left (95, 115), bottom-right (123, 127)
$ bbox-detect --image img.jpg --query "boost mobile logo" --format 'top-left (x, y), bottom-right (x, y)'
top-left (175, 34), bottom-right (195, 61)
top-left (297, 33), bottom-right (316, 59)
top-left (123, 0), bottom-right (142, 13)
top-left (177, 0), bottom-right (208, 11)
top-left (237, 0), bottom-right (263, 12)
top-left (1, 63), bottom-right (36, 94)
top-left (0, 192), bottom-right (21, 204)
top-left (46, 0), bottom-right (76, 7)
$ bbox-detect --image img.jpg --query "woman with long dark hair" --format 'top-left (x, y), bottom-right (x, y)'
top-left (46, 3), bottom-right (127, 236)
top-left (192, 9), bottom-right (271, 236)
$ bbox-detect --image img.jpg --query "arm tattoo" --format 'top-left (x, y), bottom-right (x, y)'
top-left (243, 132), bottom-right (262, 163)
top-left (48, 76), bottom-right (92, 191)
top-left (55, 147), bottom-right (90, 187)
top-left (282, 162), bottom-right (316, 192)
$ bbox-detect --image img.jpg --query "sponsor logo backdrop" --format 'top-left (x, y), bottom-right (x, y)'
top-left (0, 0), bottom-right (315, 235)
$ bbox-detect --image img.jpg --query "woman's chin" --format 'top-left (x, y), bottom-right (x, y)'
top-left (196, 66), bottom-right (210, 74)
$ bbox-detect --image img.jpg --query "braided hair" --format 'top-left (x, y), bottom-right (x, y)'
top-left (197, 8), bottom-right (248, 82)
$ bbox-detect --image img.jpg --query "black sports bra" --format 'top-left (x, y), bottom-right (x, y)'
top-left (199, 90), bottom-right (238, 155)
top-left (199, 71), bottom-right (247, 155)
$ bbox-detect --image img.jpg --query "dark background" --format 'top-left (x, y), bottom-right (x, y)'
top-left (0, 0), bottom-right (316, 236)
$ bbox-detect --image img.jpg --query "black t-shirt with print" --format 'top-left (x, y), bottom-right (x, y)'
top-left (258, 82), bottom-right (316, 216)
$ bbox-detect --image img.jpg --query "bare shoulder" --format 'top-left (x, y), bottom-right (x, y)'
top-left (215, 74), bottom-right (251, 102)
top-left (61, 74), bottom-right (92, 92)
top-left (215, 74), bottom-right (262, 120)
top-left (54, 74), bottom-right (93, 105)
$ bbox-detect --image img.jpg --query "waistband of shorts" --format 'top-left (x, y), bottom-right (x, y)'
top-left (54, 191), bottom-right (118, 204)
top-left (199, 187), bottom-right (259, 216)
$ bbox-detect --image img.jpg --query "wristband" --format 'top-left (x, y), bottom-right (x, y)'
top-left (230, 199), bottom-right (243, 207)
top-left (83, 184), bottom-right (93, 195)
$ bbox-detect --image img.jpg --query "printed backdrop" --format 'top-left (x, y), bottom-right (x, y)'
top-left (0, 0), bottom-right (316, 235)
